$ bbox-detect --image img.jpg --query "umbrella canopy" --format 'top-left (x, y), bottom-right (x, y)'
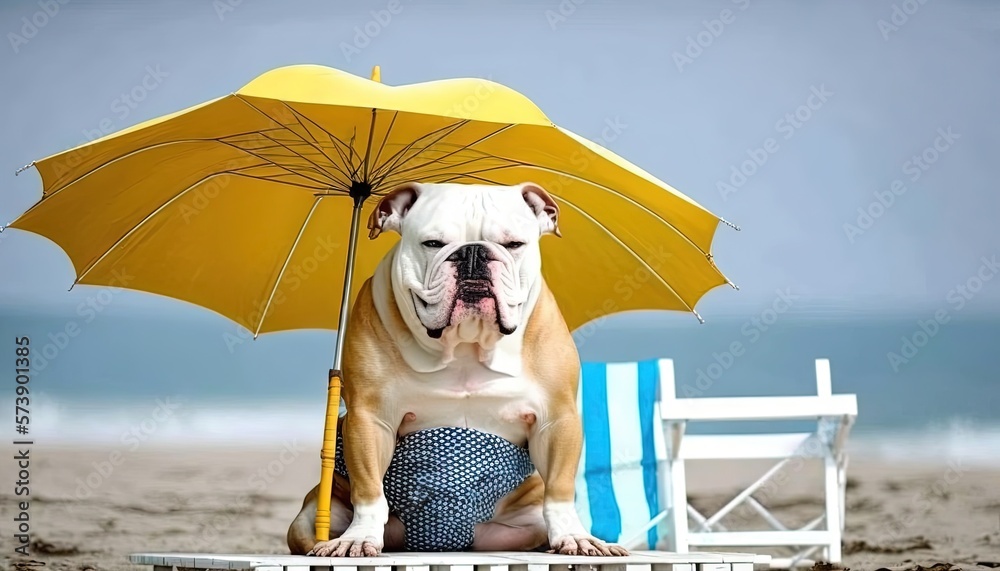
top-left (8, 64), bottom-right (739, 544)
top-left (9, 64), bottom-right (735, 336)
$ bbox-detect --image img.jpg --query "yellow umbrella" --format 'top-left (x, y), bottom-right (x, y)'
top-left (6, 64), bottom-right (737, 541)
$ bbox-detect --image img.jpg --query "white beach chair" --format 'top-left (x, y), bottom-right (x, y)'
top-left (576, 358), bottom-right (857, 567)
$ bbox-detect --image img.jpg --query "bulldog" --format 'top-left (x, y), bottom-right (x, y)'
top-left (287, 181), bottom-right (627, 557)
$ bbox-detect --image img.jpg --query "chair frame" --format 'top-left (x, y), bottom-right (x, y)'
top-left (621, 358), bottom-right (857, 567)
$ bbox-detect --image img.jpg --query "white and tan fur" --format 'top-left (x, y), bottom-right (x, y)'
top-left (287, 182), bottom-right (627, 557)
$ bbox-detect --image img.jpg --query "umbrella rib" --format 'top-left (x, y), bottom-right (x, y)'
top-left (377, 155), bottom-right (502, 188)
top-left (433, 172), bottom-right (509, 186)
top-left (254, 196), bottom-right (322, 337)
top-left (551, 194), bottom-right (702, 321)
top-left (274, 104), bottom-right (358, 182)
top-left (216, 140), bottom-right (340, 190)
top-left (347, 130), bottom-right (361, 179)
top-left (274, 101), bottom-right (363, 179)
top-left (371, 122), bottom-right (476, 189)
top-left (34, 133), bottom-right (279, 206)
top-left (362, 109), bottom-right (377, 182)
top-left (369, 120), bottom-right (470, 187)
top-left (368, 120), bottom-right (470, 184)
top-left (252, 131), bottom-right (348, 185)
top-left (369, 111), bottom-right (398, 175)
top-left (488, 159), bottom-right (714, 258)
top-left (373, 124), bottom-right (515, 184)
top-left (228, 171), bottom-right (331, 191)
top-left (232, 95), bottom-right (354, 184)
top-left (73, 172), bottom-right (232, 287)
top-left (382, 161), bottom-right (517, 188)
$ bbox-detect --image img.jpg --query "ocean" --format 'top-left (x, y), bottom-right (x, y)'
top-left (3, 309), bottom-right (998, 466)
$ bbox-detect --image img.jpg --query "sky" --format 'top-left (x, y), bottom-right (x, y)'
top-left (0, 0), bottom-right (998, 409)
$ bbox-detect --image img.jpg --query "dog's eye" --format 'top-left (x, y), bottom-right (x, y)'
top-left (422, 240), bottom-right (445, 248)
top-left (503, 241), bottom-right (525, 250)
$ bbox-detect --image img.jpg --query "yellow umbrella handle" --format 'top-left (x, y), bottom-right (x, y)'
top-left (315, 369), bottom-right (343, 542)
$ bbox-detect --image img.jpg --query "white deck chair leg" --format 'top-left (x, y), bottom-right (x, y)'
top-left (668, 454), bottom-right (689, 553)
top-left (824, 452), bottom-right (842, 563)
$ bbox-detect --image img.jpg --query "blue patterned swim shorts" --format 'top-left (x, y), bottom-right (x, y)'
top-left (335, 426), bottom-right (535, 551)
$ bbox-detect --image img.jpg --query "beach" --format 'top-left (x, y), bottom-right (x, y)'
top-left (3, 443), bottom-right (998, 571)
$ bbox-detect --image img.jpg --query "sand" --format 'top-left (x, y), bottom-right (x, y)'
top-left (2, 442), bottom-right (998, 571)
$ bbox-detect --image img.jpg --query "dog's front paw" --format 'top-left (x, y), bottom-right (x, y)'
top-left (548, 534), bottom-right (629, 556)
top-left (308, 533), bottom-right (383, 557)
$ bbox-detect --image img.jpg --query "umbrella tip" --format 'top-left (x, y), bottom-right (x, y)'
top-left (14, 161), bottom-right (35, 176)
top-left (727, 279), bottom-right (740, 291)
top-left (693, 309), bottom-right (705, 324)
top-left (370, 65), bottom-right (381, 83)
top-left (719, 217), bottom-right (741, 231)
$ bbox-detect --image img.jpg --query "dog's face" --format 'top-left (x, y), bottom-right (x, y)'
top-left (368, 182), bottom-right (559, 341)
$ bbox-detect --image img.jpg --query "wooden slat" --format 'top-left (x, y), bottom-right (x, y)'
top-left (127, 551), bottom-right (765, 571)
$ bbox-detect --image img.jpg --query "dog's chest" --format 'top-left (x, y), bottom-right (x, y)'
top-left (396, 356), bottom-right (544, 447)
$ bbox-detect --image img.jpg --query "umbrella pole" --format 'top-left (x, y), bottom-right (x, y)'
top-left (315, 185), bottom-right (370, 543)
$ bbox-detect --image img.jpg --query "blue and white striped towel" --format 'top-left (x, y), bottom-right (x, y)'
top-left (575, 360), bottom-right (667, 549)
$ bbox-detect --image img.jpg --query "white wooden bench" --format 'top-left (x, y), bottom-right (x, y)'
top-left (128, 550), bottom-right (770, 571)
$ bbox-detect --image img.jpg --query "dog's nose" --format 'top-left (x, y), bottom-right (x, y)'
top-left (447, 244), bottom-right (491, 281)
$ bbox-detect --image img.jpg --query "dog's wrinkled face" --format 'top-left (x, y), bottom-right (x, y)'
top-left (368, 182), bottom-right (559, 342)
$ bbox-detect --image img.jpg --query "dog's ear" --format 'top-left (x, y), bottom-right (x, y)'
top-left (368, 182), bottom-right (421, 239)
top-left (520, 182), bottom-right (561, 237)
